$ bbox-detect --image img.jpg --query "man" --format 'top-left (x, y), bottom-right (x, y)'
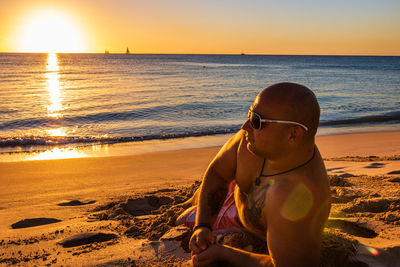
top-left (177, 82), bottom-right (331, 266)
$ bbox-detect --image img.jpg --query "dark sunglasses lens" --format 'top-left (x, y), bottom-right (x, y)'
top-left (250, 112), bottom-right (260, 129)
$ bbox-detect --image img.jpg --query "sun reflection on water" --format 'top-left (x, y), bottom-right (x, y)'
top-left (45, 128), bottom-right (67, 136)
top-left (46, 53), bottom-right (63, 117)
top-left (27, 147), bottom-right (86, 161)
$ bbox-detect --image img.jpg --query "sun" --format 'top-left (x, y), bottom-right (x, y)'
top-left (17, 9), bottom-right (87, 53)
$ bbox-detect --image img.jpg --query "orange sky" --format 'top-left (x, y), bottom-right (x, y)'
top-left (0, 0), bottom-right (399, 55)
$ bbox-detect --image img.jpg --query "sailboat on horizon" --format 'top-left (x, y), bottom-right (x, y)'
top-left (126, 47), bottom-right (130, 54)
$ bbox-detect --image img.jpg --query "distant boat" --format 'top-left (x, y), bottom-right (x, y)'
top-left (105, 49), bottom-right (109, 54)
top-left (126, 47), bottom-right (130, 54)
top-left (241, 53), bottom-right (245, 55)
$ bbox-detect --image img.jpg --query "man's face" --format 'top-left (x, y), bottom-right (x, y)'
top-left (241, 97), bottom-right (287, 159)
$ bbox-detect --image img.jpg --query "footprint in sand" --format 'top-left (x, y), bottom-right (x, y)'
top-left (58, 232), bottom-right (118, 247)
top-left (57, 200), bottom-right (96, 206)
top-left (364, 162), bottom-right (386, 169)
top-left (326, 219), bottom-right (378, 238)
top-left (11, 218), bottom-right (61, 229)
top-left (118, 195), bottom-right (174, 216)
top-left (388, 177), bottom-right (400, 183)
top-left (327, 167), bottom-right (345, 172)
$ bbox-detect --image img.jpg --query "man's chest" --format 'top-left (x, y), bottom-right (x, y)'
top-left (234, 177), bottom-right (273, 237)
top-left (233, 140), bottom-right (272, 236)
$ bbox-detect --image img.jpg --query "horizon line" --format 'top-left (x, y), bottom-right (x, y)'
top-left (1, 52), bottom-right (399, 57)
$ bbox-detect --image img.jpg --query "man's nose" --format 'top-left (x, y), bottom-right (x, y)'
top-left (241, 119), bottom-right (252, 131)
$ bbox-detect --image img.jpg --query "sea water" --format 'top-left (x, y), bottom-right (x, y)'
top-left (0, 53), bottom-right (399, 159)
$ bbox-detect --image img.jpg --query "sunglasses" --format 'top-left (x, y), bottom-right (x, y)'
top-left (248, 110), bottom-right (308, 131)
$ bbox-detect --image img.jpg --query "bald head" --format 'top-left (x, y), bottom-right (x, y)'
top-left (257, 82), bottom-right (320, 137)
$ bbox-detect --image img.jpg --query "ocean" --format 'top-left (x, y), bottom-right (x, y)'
top-left (0, 53), bottom-right (399, 160)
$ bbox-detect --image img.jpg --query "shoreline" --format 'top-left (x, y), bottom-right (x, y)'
top-left (1, 128), bottom-right (400, 162)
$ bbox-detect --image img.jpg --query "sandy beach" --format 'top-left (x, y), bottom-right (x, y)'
top-left (1, 130), bottom-right (400, 266)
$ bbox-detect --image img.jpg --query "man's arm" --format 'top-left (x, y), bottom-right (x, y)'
top-left (192, 179), bottom-right (326, 267)
top-left (265, 180), bottom-right (323, 266)
top-left (189, 131), bottom-right (242, 254)
top-left (192, 243), bottom-right (274, 267)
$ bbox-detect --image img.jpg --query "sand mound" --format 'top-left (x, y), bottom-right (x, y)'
top-left (343, 197), bottom-right (400, 214)
top-left (329, 174), bottom-right (353, 187)
top-left (85, 180), bottom-right (368, 266)
top-left (320, 229), bottom-right (367, 267)
top-left (331, 187), bottom-right (361, 203)
top-left (91, 181), bottom-right (200, 240)
top-left (11, 218), bottom-right (61, 229)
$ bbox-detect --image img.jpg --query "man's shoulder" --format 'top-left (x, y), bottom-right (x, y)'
top-left (220, 130), bottom-right (245, 151)
top-left (220, 130), bottom-right (257, 161)
top-left (211, 131), bottom-right (247, 175)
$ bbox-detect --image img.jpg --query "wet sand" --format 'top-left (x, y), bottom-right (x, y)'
top-left (1, 130), bottom-right (400, 266)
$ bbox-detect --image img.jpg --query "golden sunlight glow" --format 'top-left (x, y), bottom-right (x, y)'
top-left (46, 53), bottom-right (63, 117)
top-left (281, 183), bottom-right (313, 221)
top-left (17, 10), bottom-right (86, 53)
top-left (366, 246), bottom-right (380, 256)
top-left (46, 128), bottom-right (67, 137)
top-left (28, 147), bottom-right (86, 161)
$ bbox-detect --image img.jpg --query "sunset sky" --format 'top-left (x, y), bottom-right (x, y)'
top-left (0, 0), bottom-right (399, 55)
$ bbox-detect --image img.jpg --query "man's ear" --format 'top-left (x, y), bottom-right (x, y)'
top-left (288, 126), bottom-right (304, 143)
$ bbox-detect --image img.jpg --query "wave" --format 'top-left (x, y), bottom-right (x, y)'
top-left (320, 111), bottom-right (400, 127)
top-left (0, 127), bottom-right (240, 148)
top-left (0, 101), bottom-right (241, 130)
top-left (0, 109), bottom-right (18, 114)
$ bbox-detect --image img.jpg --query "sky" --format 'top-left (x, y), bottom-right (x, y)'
top-left (0, 0), bottom-right (399, 55)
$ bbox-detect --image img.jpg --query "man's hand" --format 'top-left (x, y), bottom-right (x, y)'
top-left (189, 227), bottom-right (214, 255)
top-left (191, 244), bottom-right (223, 267)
